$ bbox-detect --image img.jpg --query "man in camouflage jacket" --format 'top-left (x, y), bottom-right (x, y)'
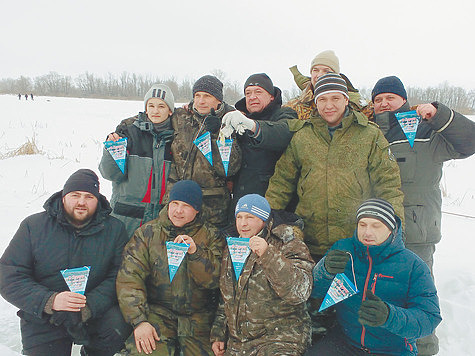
top-left (211, 195), bottom-right (314, 355)
top-left (266, 74), bottom-right (404, 262)
top-left (116, 181), bottom-right (224, 355)
top-left (168, 75), bottom-right (241, 228)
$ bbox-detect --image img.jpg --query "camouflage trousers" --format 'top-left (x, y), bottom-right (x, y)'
top-left (225, 339), bottom-right (307, 356)
top-left (124, 309), bottom-right (213, 356)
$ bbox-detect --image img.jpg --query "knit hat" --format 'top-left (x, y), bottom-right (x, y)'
top-left (314, 73), bottom-right (349, 101)
top-left (244, 73), bottom-right (275, 95)
top-left (310, 50), bottom-right (340, 73)
top-left (192, 75), bottom-right (223, 102)
top-left (144, 84), bottom-right (175, 111)
top-left (168, 180), bottom-right (202, 211)
top-left (235, 194), bottom-right (271, 222)
top-left (356, 198), bottom-right (396, 231)
top-left (371, 76), bottom-right (407, 102)
top-left (62, 169), bottom-right (100, 199)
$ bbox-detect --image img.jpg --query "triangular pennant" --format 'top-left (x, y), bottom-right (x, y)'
top-left (395, 110), bottom-right (420, 148)
top-left (319, 273), bottom-right (359, 312)
top-left (217, 138), bottom-right (233, 176)
top-left (104, 138), bottom-right (128, 173)
top-left (226, 237), bottom-right (251, 280)
top-left (60, 266), bottom-right (91, 295)
top-left (193, 132), bottom-right (213, 166)
top-left (166, 241), bottom-right (188, 283)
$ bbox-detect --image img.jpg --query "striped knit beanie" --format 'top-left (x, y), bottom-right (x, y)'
top-left (313, 73), bottom-right (349, 102)
top-left (235, 194), bottom-right (271, 222)
top-left (356, 198), bottom-right (396, 231)
top-left (144, 84), bottom-right (175, 111)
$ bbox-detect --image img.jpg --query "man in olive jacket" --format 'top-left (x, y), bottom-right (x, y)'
top-left (168, 75), bottom-right (241, 228)
top-left (266, 73), bottom-right (404, 262)
top-left (117, 180), bottom-right (224, 355)
top-left (371, 75), bottom-right (475, 355)
top-left (0, 169), bottom-right (131, 356)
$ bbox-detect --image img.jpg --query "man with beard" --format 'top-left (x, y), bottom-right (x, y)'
top-left (0, 169), bottom-right (131, 356)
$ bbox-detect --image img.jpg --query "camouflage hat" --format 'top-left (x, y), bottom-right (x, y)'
top-left (144, 84), bottom-right (175, 112)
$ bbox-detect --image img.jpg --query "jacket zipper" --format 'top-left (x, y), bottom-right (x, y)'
top-left (370, 273), bottom-right (394, 293)
top-left (360, 246), bottom-right (373, 349)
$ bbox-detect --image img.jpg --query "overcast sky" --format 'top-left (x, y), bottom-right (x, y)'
top-left (3, 0), bottom-right (474, 96)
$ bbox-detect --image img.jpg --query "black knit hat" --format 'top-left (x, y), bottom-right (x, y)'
top-left (313, 73), bottom-right (349, 102)
top-left (356, 198), bottom-right (396, 231)
top-left (244, 73), bottom-right (275, 95)
top-left (62, 169), bottom-right (100, 199)
top-left (192, 75), bottom-right (223, 102)
top-left (169, 180), bottom-right (203, 211)
top-left (371, 76), bottom-right (407, 102)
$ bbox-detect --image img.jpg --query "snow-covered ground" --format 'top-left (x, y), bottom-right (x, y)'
top-left (0, 94), bottom-right (473, 355)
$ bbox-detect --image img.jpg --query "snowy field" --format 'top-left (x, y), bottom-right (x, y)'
top-left (0, 94), bottom-right (474, 355)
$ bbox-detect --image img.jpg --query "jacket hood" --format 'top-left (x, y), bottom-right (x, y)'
top-left (352, 216), bottom-right (404, 264)
top-left (43, 190), bottom-right (112, 231)
top-left (234, 87), bottom-right (283, 120)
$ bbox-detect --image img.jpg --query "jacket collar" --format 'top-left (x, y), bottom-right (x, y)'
top-left (234, 87), bottom-right (283, 120)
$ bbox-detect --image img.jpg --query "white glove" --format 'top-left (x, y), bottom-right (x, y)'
top-left (220, 111), bottom-right (256, 136)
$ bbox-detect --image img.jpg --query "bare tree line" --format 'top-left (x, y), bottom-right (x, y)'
top-left (1, 72), bottom-right (474, 113)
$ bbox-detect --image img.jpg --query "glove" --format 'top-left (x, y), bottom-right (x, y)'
top-left (324, 250), bottom-right (350, 275)
top-left (358, 290), bottom-right (389, 327)
top-left (205, 109), bottom-right (221, 134)
top-left (50, 311), bottom-right (82, 328)
top-left (221, 111), bottom-right (255, 136)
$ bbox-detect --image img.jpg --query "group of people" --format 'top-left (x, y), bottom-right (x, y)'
top-left (18, 93), bottom-right (34, 100)
top-left (1, 49), bottom-right (474, 356)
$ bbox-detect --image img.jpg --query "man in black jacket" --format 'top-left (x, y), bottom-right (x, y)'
top-left (221, 73), bottom-right (298, 216)
top-left (371, 76), bottom-right (475, 356)
top-left (0, 169), bottom-right (132, 356)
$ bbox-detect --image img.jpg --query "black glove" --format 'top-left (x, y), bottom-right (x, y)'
top-left (50, 311), bottom-right (82, 328)
top-left (205, 108), bottom-right (221, 134)
top-left (358, 290), bottom-right (389, 327)
top-left (324, 250), bottom-right (350, 275)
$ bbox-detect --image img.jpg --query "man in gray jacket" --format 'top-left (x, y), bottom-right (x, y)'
top-left (371, 75), bottom-right (475, 355)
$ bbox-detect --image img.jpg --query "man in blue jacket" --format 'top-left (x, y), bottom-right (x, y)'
top-left (307, 198), bottom-right (441, 355)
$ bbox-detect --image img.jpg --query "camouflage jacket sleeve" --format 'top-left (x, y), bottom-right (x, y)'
top-left (187, 225), bottom-right (224, 289)
top-left (116, 229), bottom-right (151, 328)
top-left (265, 139), bottom-right (301, 210)
top-left (210, 295), bottom-right (227, 343)
top-left (257, 239), bottom-right (314, 305)
top-left (368, 128), bottom-right (405, 225)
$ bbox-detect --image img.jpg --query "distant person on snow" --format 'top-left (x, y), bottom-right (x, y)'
top-left (25, 93), bottom-right (28, 100)
top-left (371, 75), bottom-right (475, 355)
top-left (30, 93), bottom-right (34, 100)
top-left (18, 93), bottom-right (21, 100)
top-left (99, 84), bottom-right (175, 237)
top-left (0, 169), bottom-right (132, 356)
top-left (307, 198), bottom-right (441, 356)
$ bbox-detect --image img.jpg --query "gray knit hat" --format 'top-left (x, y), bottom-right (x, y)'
top-left (314, 73), bottom-right (349, 101)
top-left (192, 75), bottom-right (223, 102)
top-left (310, 50), bottom-right (340, 73)
top-left (356, 198), bottom-right (396, 231)
top-left (144, 84), bottom-right (175, 111)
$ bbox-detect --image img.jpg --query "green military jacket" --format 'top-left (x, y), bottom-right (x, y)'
top-left (116, 207), bottom-right (224, 330)
top-left (210, 214), bottom-right (314, 354)
top-left (168, 103), bottom-right (242, 228)
top-left (266, 109), bottom-right (404, 257)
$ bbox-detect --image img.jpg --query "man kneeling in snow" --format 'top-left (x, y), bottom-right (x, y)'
top-left (306, 199), bottom-right (441, 356)
top-left (211, 194), bottom-right (315, 355)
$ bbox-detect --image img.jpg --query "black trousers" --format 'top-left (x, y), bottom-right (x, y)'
top-left (23, 305), bottom-right (132, 356)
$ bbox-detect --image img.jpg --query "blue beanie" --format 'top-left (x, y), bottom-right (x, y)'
top-left (235, 194), bottom-right (271, 222)
top-left (168, 180), bottom-right (202, 211)
top-left (371, 76), bottom-right (407, 102)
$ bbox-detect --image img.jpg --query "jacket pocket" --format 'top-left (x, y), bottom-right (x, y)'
top-left (404, 205), bottom-right (428, 244)
top-left (394, 150), bottom-right (416, 183)
top-left (114, 202), bottom-right (145, 219)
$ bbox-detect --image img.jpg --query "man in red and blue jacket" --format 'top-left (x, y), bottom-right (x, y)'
top-left (307, 198), bottom-right (441, 355)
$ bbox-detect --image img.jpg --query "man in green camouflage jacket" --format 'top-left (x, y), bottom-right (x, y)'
top-left (168, 75), bottom-right (241, 228)
top-left (266, 73), bottom-right (404, 262)
top-left (116, 180), bottom-right (224, 355)
top-left (210, 194), bottom-right (314, 355)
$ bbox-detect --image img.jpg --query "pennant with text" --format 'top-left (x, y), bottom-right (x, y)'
top-left (193, 132), bottom-right (213, 166)
top-left (319, 273), bottom-right (359, 312)
top-left (227, 237), bottom-right (251, 280)
top-left (166, 241), bottom-right (189, 283)
top-left (217, 138), bottom-right (233, 176)
top-left (61, 266), bottom-right (91, 295)
top-left (395, 110), bottom-right (420, 148)
top-left (104, 138), bottom-right (127, 173)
